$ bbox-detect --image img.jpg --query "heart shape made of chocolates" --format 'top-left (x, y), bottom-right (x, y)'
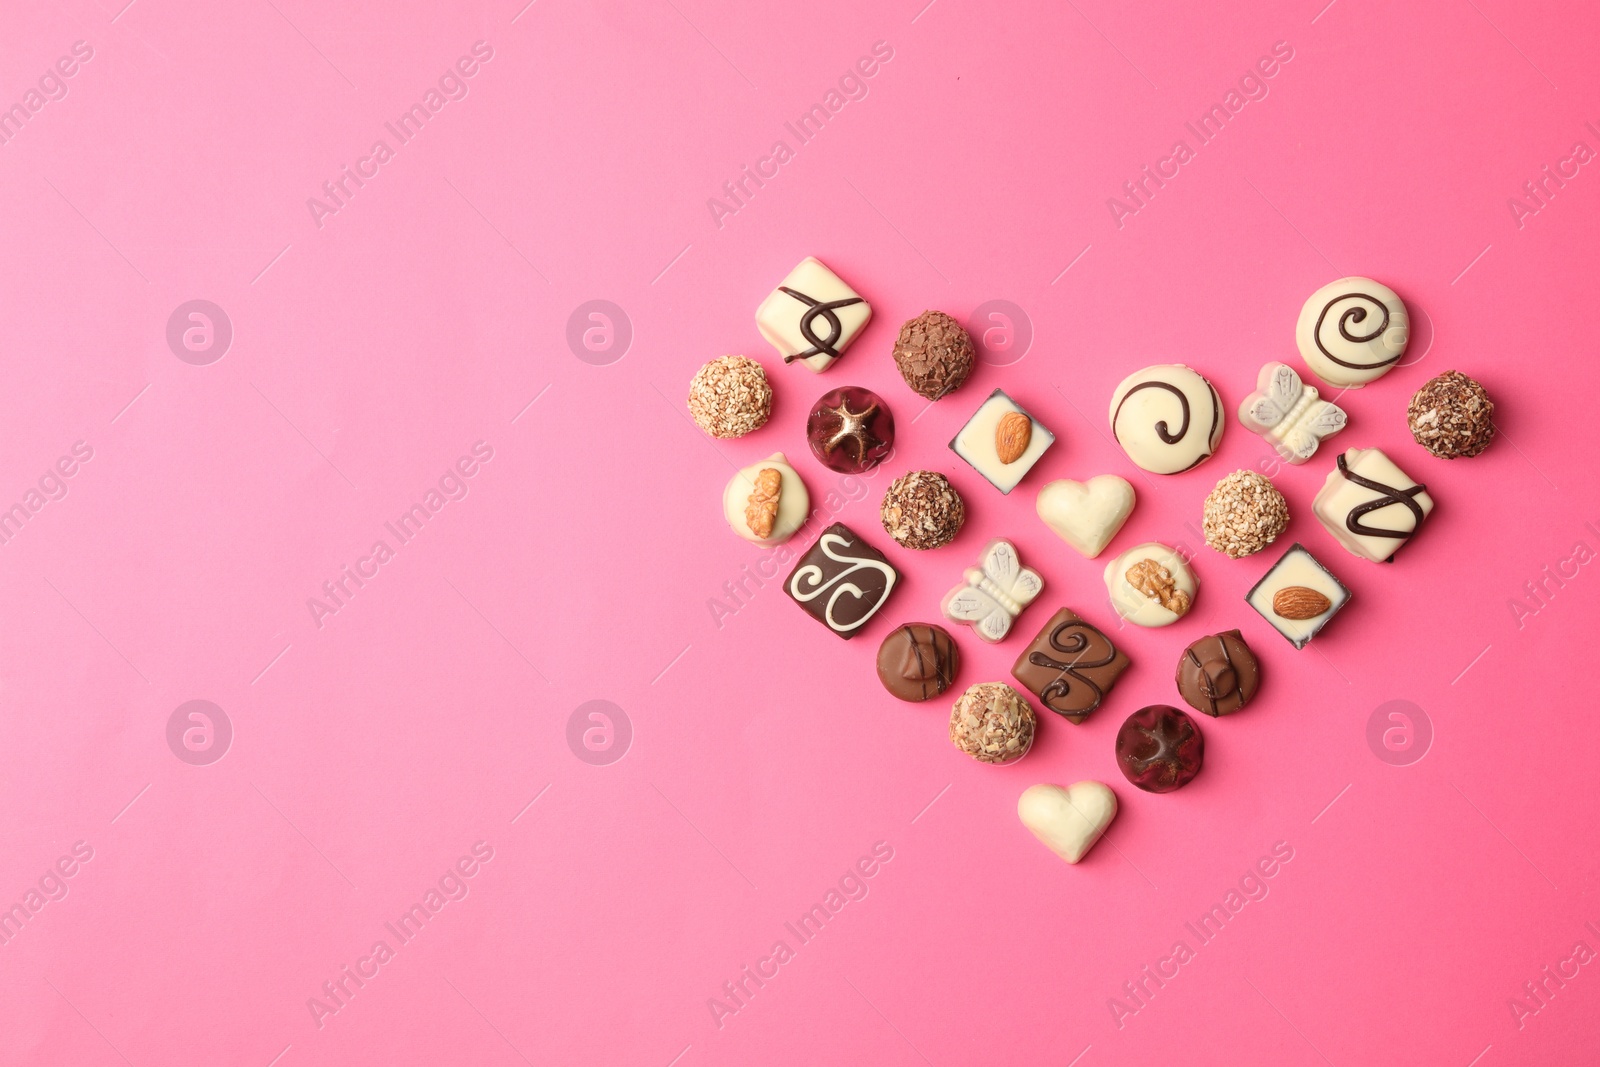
top-left (1016, 781), bottom-right (1118, 864)
top-left (1036, 475), bottom-right (1136, 559)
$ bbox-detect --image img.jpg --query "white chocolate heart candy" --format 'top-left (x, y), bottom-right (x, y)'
top-left (1036, 476), bottom-right (1135, 558)
top-left (1017, 782), bottom-right (1118, 864)
top-left (1295, 277), bottom-right (1409, 388)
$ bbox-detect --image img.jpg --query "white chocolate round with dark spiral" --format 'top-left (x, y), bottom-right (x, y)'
top-left (1295, 277), bottom-right (1409, 388)
top-left (1108, 364), bottom-right (1223, 475)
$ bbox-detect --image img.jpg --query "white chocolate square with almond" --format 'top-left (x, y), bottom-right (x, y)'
top-left (755, 257), bottom-right (871, 373)
top-left (1246, 542), bottom-right (1351, 648)
top-left (950, 389), bottom-right (1056, 495)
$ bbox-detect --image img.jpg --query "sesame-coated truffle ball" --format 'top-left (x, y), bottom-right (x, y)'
top-left (687, 355), bottom-right (772, 439)
top-left (1202, 470), bottom-right (1289, 559)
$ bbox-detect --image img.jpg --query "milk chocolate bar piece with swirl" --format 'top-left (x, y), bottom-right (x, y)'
top-left (1011, 608), bottom-right (1130, 723)
top-left (785, 522), bottom-right (898, 638)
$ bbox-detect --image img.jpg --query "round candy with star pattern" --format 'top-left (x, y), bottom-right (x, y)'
top-left (806, 386), bottom-right (895, 473)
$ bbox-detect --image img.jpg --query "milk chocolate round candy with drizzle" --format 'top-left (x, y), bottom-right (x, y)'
top-left (806, 386), bottom-right (895, 473)
top-left (1176, 631), bottom-right (1261, 717)
top-left (1115, 705), bottom-right (1204, 793)
top-left (876, 623), bottom-right (960, 702)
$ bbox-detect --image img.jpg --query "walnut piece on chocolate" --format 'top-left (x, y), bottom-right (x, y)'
top-left (892, 310), bottom-right (975, 400)
top-left (1126, 558), bottom-right (1191, 616)
top-left (744, 468), bottom-right (781, 539)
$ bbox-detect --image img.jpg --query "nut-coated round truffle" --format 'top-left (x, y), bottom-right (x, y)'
top-left (1115, 705), bottom-right (1204, 793)
top-left (1407, 370), bottom-right (1495, 458)
top-left (687, 355), bottom-right (772, 439)
top-left (892, 310), bottom-right (975, 400)
top-left (1202, 470), bottom-right (1289, 559)
top-left (949, 682), bottom-right (1036, 765)
top-left (881, 471), bottom-right (965, 550)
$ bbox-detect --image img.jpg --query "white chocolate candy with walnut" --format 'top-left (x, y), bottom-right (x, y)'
top-left (723, 453), bottom-right (809, 546)
top-left (1103, 542), bottom-right (1197, 628)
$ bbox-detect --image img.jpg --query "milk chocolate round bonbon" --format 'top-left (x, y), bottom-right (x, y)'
top-left (876, 623), bottom-right (960, 702)
top-left (1176, 630), bottom-right (1260, 717)
top-left (1295, 277), bottom-right (1409, 389)
top-left (688, 355), bottom-right (772, 439)
top-left (1115, 705), bottom-right (1204, 793)
top-left (949, 682), bottom-right (1036, 765)
top-left (806, 386), bottom-right (894, 473)
top-left (892, 310), bottom-right (975, 400)
top-left (880, 471), bottom-right (964, 550)
top-left (723, 453), bottom-right (809, 546)
top-left (1407, 370), bottom-right (1495, 459)
top-left (1108, 364), bottom-right (1223, 474)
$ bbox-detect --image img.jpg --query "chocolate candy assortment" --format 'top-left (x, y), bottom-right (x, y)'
top-left (690, 261), bottom-right (1494, 867)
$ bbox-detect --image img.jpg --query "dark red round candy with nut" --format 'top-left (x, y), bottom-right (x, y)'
top-left (1115, 704), bottom-right (1204, 793)
top-left (806, 386), bottom-right (894, 474)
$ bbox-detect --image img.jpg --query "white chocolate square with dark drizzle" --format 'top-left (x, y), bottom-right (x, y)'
top-left (755, 257), bottom-right (871, 373)
top-left (1312, 447), bottom-right (1434, 562)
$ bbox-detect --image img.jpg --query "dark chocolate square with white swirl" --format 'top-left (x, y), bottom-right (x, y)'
top-left (1010, 608), bottom-right (1130, 723)
top-left (785, 523), bottom-right (898, 639)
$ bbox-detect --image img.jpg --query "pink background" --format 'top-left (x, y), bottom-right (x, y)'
top-left (3, 0), bottom-right (1599, 1063)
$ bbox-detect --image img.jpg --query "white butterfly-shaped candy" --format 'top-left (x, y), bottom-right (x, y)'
top-left (941, 539), bottom-right (1044, 643)
top-left (1238, 362), bottom-right (1348, 464)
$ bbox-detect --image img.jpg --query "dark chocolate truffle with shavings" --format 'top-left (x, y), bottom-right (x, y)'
top-left (892, 310), bottom-right (975, 400)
